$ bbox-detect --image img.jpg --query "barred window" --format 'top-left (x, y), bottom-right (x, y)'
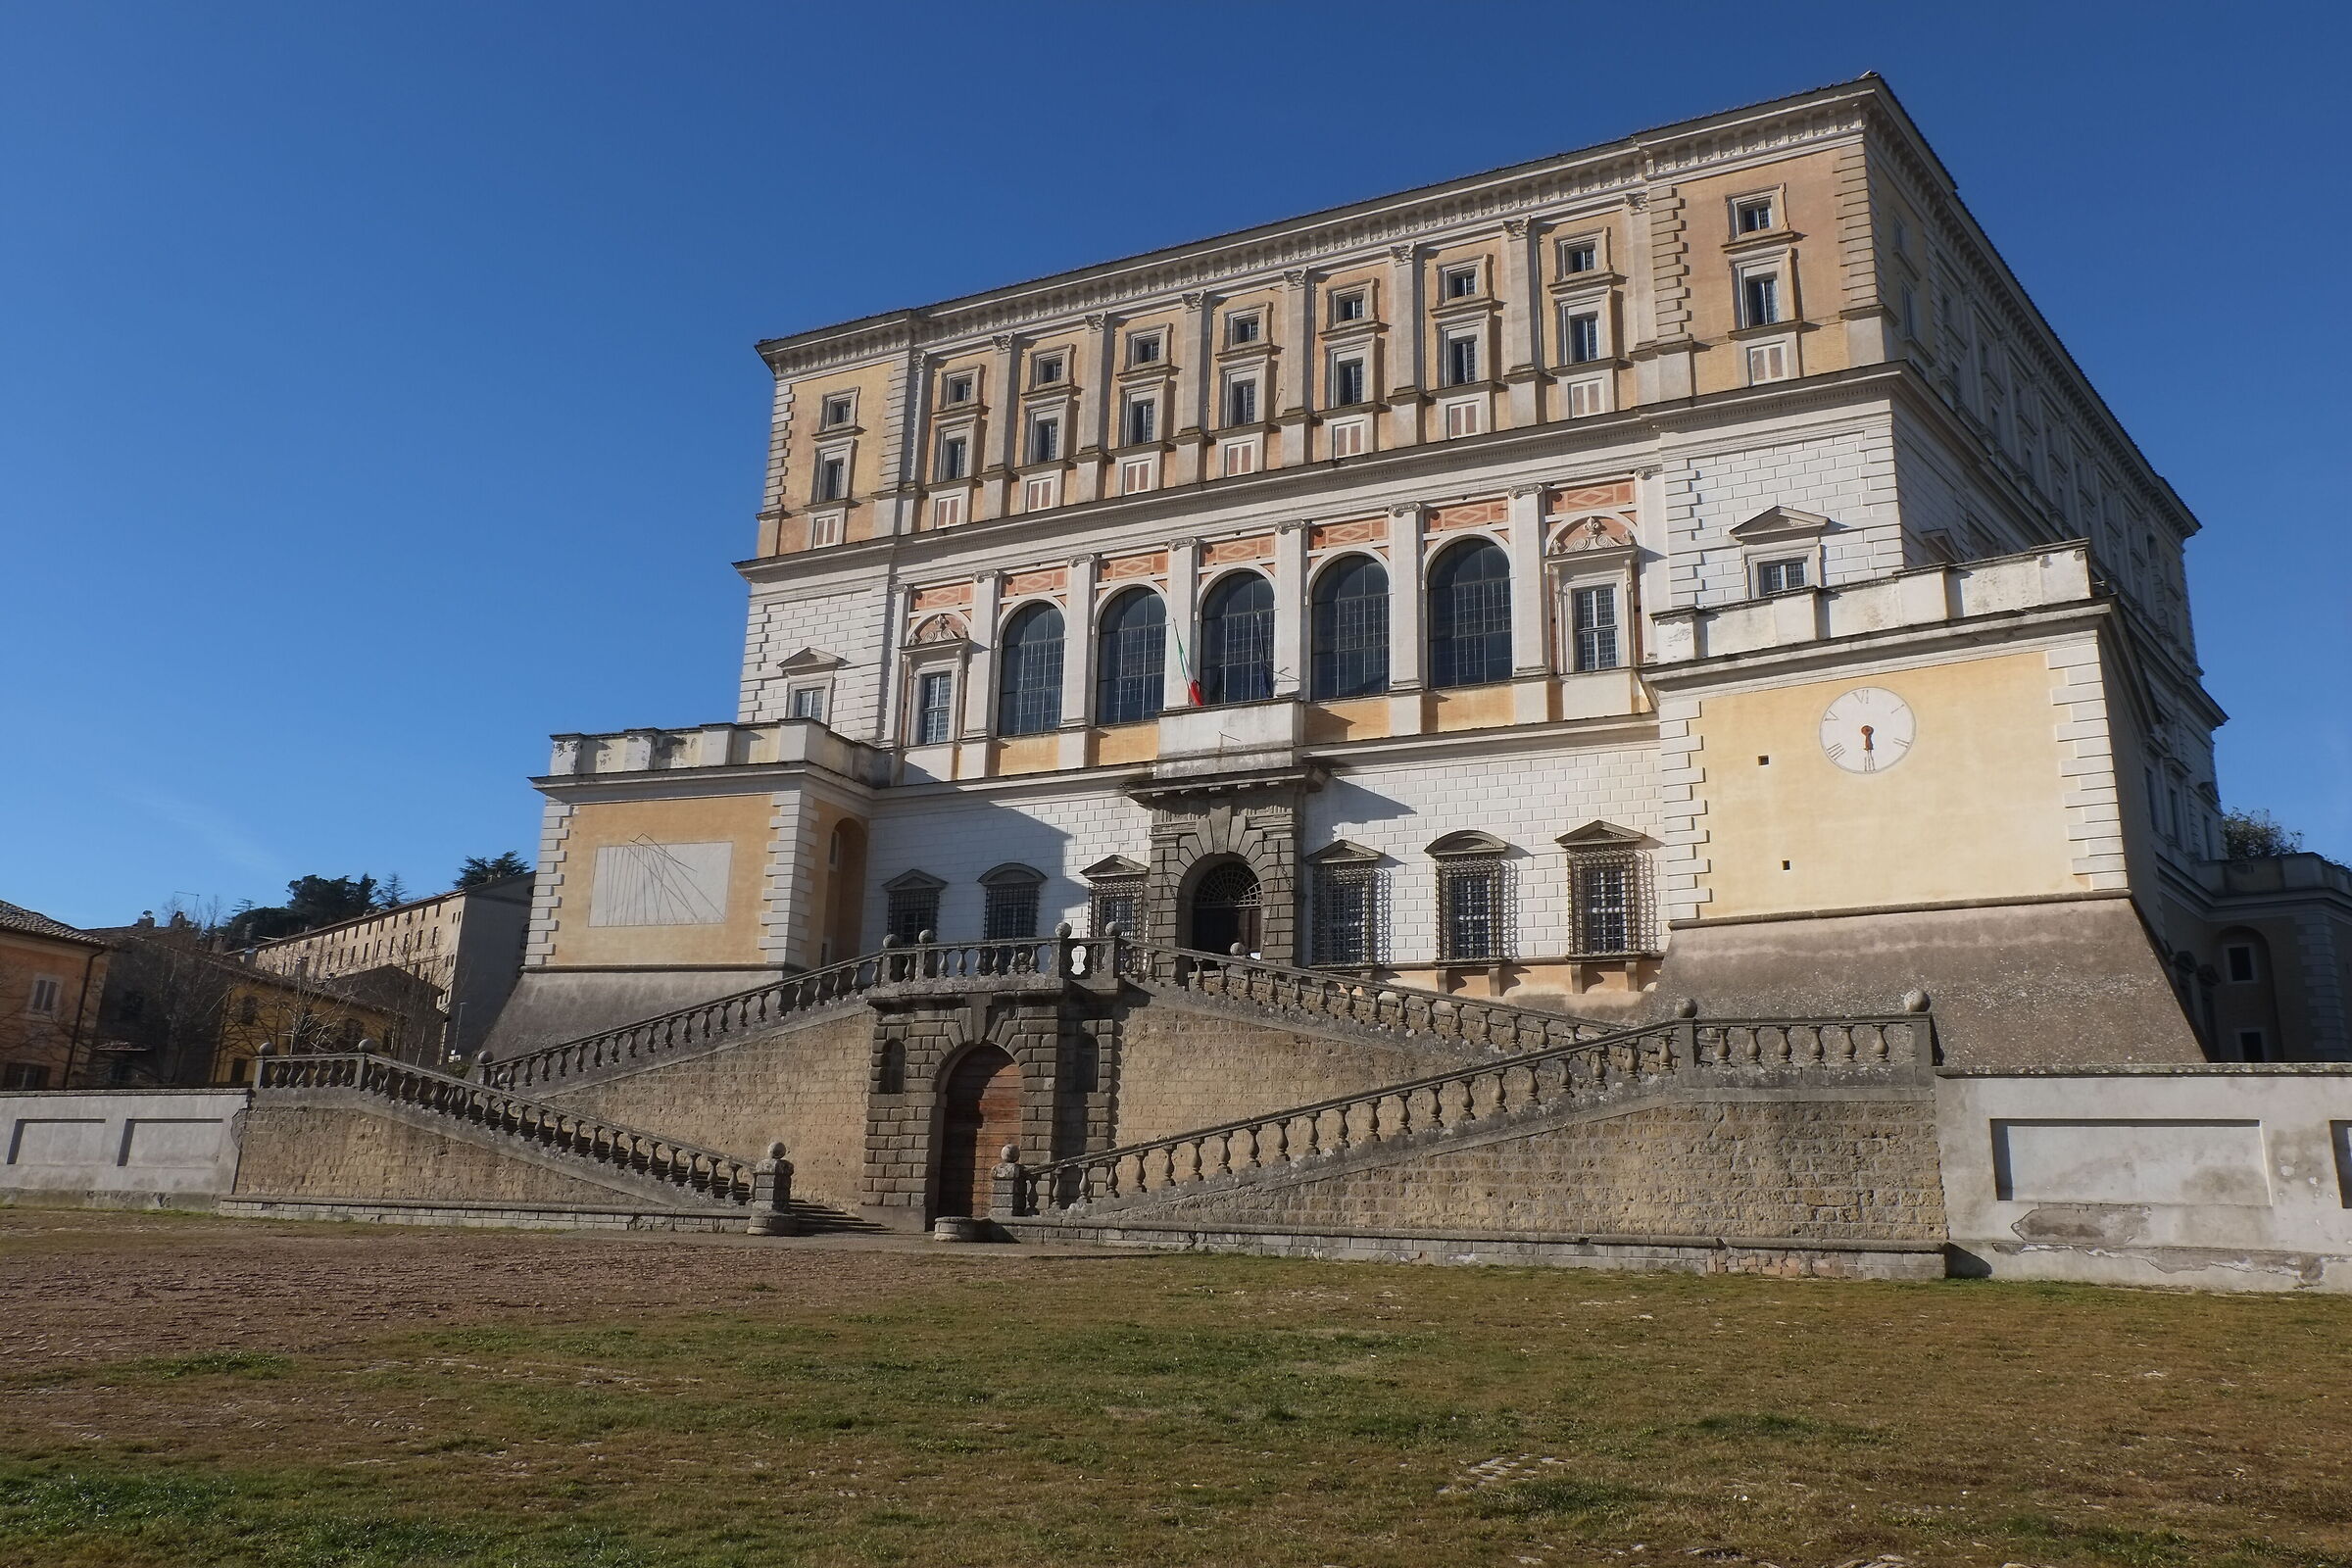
top-left (996, 604), bottom-right (1064, 736)
top-left (1310, 555), bottom-right (1389, 700)
top-left (884, 874), bottom-right (943, 944)
top-left (1436, 858), bottom-right (1508, 962)
top-left (1429, 540), bottom-right (1511, 689)
top-left (1311, 862), bottom-right (1383, 965)
top-left (1095, 588), bottom-right (1166, 726)
top-left (1088, 879), bottom-right (1143, 939)
top-left (1571, 585), bottom-right (1619, 671)
top-left (1200, 573), bottom-right (1275, 705)
top-left (981, 866), bottom-right (1044, 941)
top-left (1567, 845), bottom-right (1654, 956)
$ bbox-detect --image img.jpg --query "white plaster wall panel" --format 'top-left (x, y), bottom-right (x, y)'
top-left (1660, 421), bottom-right (1899, 610)
top-left (862, 786), bottom-right (1157, 947)
top-left (739, 577), bottom-right (892, 737)
top-left (1303, 745), bottom-right (1661, 961)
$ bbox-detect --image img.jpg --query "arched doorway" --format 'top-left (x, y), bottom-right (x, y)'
top-left (1187, 859), bottom-right (1262, 956)
top-left (935, 1046), bottom-right (1019, 1218)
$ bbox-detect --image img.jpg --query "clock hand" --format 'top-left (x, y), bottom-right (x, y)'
top-left (1860, 724), bottom-right (1876, 753)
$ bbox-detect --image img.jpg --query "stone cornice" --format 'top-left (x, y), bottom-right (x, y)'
top-left (754, 80), bottom-right (1884, 379)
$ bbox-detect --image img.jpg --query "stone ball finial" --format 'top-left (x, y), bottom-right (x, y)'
top-left (1673, 997), bottom-right (1699, 1019)
top-left (1229, 943), bottom-right (1246, 956)
top-left (1901, 988), bottom-right (1932, 1013)
top-left (1054, 920), bottom-right (1073, 939)
top-left (767, 1140), bottom-right (787, 1159)
top-left (1103, 921), bottom-right (1122, 939)
top-left (882, 934), bottom-right (899, 948)
top-left (1000, 1143), bottom-right (1020, 1164)
top-left (917, 929), bottom-right (935, 944)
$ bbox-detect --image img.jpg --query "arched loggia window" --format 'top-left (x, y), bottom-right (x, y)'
top-left (1310, 555), bottom-right (1389, 700)
top-left (1199, 573), bottom-right (1275, 705)
top-left (1429, 539), bottom-right (1511, 689)
top-left (1095, 588), bottom-right (1166, 726)
top-left (996, 604), bottom-right (1064, 736)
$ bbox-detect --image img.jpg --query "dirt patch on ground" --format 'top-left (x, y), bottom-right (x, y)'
top-left (0, 1208), bottom-right (1095, 1368)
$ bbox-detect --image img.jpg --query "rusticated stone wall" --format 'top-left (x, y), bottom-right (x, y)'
top-left (233, 1102), bottom-right (641, 1206)
top-left (541, 1009), bottom-right (873, 1212)
top-left (1147, 1091), bottom-right (1946, 1243)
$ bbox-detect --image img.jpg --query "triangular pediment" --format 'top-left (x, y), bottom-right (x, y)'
top-left (882, 868), bottom-right (945, 893)
top-left (1305, 839), bottom-right (1383, 865)
top-left (1081, 855), bottom-right (1149, 880)
top-left (1556, 818), bottom-right (1654, 850)
top-left (1729, 506), bottom-right (1838, 542)
top-left (777, 647), bottom-right (847, 673)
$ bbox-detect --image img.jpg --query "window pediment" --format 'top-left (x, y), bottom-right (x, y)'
top-left (777, 647), bottom-right (847, 674)
top-left (882, 869), bottom-right (945, 894)
top-left (978, 862), bottom-right (1046, 887)
top-left (1081, 856), bottom-right (1148, 881)
top-left (1557, 819), bottom-right (1655, 851)
top-left (1306, 839), bottom-right (1384, 866)
top-left (1426, 829), bottom-right (1508, 858)
top-left (1729, 506), bottom-right (1839, 545)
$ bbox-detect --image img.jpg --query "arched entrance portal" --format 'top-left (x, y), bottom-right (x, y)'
top-left (1187, 859), bottom-right (1262, 956)
top-left (935, 1046), bottom-right (1020, 1218)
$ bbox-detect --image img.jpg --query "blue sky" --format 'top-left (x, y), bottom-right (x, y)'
top-left (3, 1), bottom-right (2346, 928)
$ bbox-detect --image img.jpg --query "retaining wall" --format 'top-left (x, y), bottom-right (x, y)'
top-left (1, 1089), bottom-right (249, 1207)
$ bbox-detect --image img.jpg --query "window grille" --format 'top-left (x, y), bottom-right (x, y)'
top-left (886, 886), bottom-right (939, 944)
top-left (1571, 585), bottom-right (1619, 671)
top-left (1088, 880), bottom-right (1144, 939)
top-left (913, 671), bottom-right (955, 745)
top-left (1428, 541), bottom-right (1512, 688)
top-left (1568, 847), bottom-right (1653, 956)
top-left (1312, 863), bottom-right (1384, 965)
top-left (983, 878), bottom-right (1041, 940)
top-left (1310, 556), bottom-right (1389, 699)
top-left (996, 605), bottom-right (1064, 736)
top-left (1095, 589), bottom-right (1166, 726)
top-left (1435, 858), bottom-right (1510, 962)
top-left (1200, 574), bottom-right (1275, 704)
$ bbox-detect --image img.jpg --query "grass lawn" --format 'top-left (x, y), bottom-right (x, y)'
top-left (2, 1210), bottom-right (2349, 1567)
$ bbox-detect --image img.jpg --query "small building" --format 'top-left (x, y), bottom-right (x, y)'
top-left (0, 899), bottom-right (110, 1090)
top-left (248, 875), bottom-right (530, 1057)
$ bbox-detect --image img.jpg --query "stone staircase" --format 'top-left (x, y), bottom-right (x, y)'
top-left (1005, 1008), bottom-right (1938, 1223)
top-left (253, 1053), bottom-right (880, 1233)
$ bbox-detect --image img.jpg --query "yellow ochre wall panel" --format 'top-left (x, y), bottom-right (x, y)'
top-left (551, 795), bottom-right (775, 968)
top-left (1695, 652), bottom-right (2082, 920)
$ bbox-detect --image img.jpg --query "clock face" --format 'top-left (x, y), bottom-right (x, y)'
top-left (1819, 686), bottom-right (1916, 774)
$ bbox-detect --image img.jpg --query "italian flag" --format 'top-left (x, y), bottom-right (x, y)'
top-left (1169, 620), bottom-right (1202, 706)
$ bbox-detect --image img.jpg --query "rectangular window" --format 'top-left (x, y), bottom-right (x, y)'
top-left (1741, 271), bottom-right (1781, 327)
top-left (1224, 376), bottom-right (1258, 427)
top-left (1436, 859), bottom-right (1506, 963)
top-left (1755, 557), bottom-right (1808, 595)
top-left (1331, 355), bottom-right (1366, 408)
top-left (1566, 378), bottom-right (1606, 418)
top-left (914, 671), bottom-right (955, 746)
top-left (886, 887), bottom-right (939, 944)
top-left (821, 394), bottom-right (855, 428)
top-left (1565, 311), bottom-right (1601, 365)
top-left (983, 880), bottom-right (1041, 941)
top-left (1736, 196), bottom-right (1775, 232)
top-left (1031, 353), bottom-right (1064, 387)
top-left (1088, 881), bottom-right (1144, 940)
top-left (943, 373), bottom-right (974, 404)
top-left (1331, 290), bottom-right (1367, 322)
top-left (1569, 851), bottom-right (1650, 955)
top-left (1571, 585), bottom-right (1619, 671)
top-left (1560, 239), bottom-right (1597, 274)
top-left (1220, 437), bottom-right (1260, 476)
top-left (1226, 312), bottom-right (1260, 346)
top-left (3, 1063), bottom-right (50, 1090)
top-left (1328, 417), bottom-right (1368, 459)
top-left (1746, 341), bottom-right (1788, 383)
top-left (1443, 264), bottom-right (1479, 298)
top-left (787, 686), bottom-right (826, 720)
top-left (1027, 416), bottom-right (1060, 465)
top-left (1312, 865), bottom-right (1381, 965)
top-left (1127, 331), bottom-right (1161, 366)
top-left (936, 434), bottom-right (967, 480)
top-left (1443, 399), bottom-right (1484, 438)
top-left (2238, 1029), bottom-right (2269, 1062)
top-left (1021, 473), bottom-right (1059, 511)
top-left (1119, 456), bottom-right (1155, 494)
top-left (929, 492), bottom-right (964, 529)
top-left (1444, 333), bottom-right (1480, 386)
top-left (1899, 283), bottom-right (1919, 339)
top-left (26, 977), bottom-right (61, 1017)
top-left (2226, 945), bottom-right (2257, 984)
top-left (816, 455), bottom-right (847, 502)
top-left (808, 512), bottom-right (844, 548)
top-left (1124, 397), bottom-right (1157, 446)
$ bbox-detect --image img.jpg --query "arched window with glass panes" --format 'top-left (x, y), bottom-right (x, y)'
top-left (1095, 588), bottom-right (1166, 726)
top-left (1428, 539), bottom-right (1511, 688)
top-left (1309, 556), bottom-right (1389, 700)
top-left (995, 604), bottom-right (1064, 736)
top-left (1199, 572), bottom-right (1275, 705)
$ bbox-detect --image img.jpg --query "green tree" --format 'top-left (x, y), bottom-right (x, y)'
top-left (455, 853), bottom-right (532, 890)
top-left (2222, 808), bottom-right (2304, 859)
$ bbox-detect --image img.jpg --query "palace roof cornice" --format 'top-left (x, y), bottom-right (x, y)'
top-left (754, 77), bottom-right (1896, 377)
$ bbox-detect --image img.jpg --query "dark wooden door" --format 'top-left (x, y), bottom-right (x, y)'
top-left (936, 1046), bottom-right (1019, 1217)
